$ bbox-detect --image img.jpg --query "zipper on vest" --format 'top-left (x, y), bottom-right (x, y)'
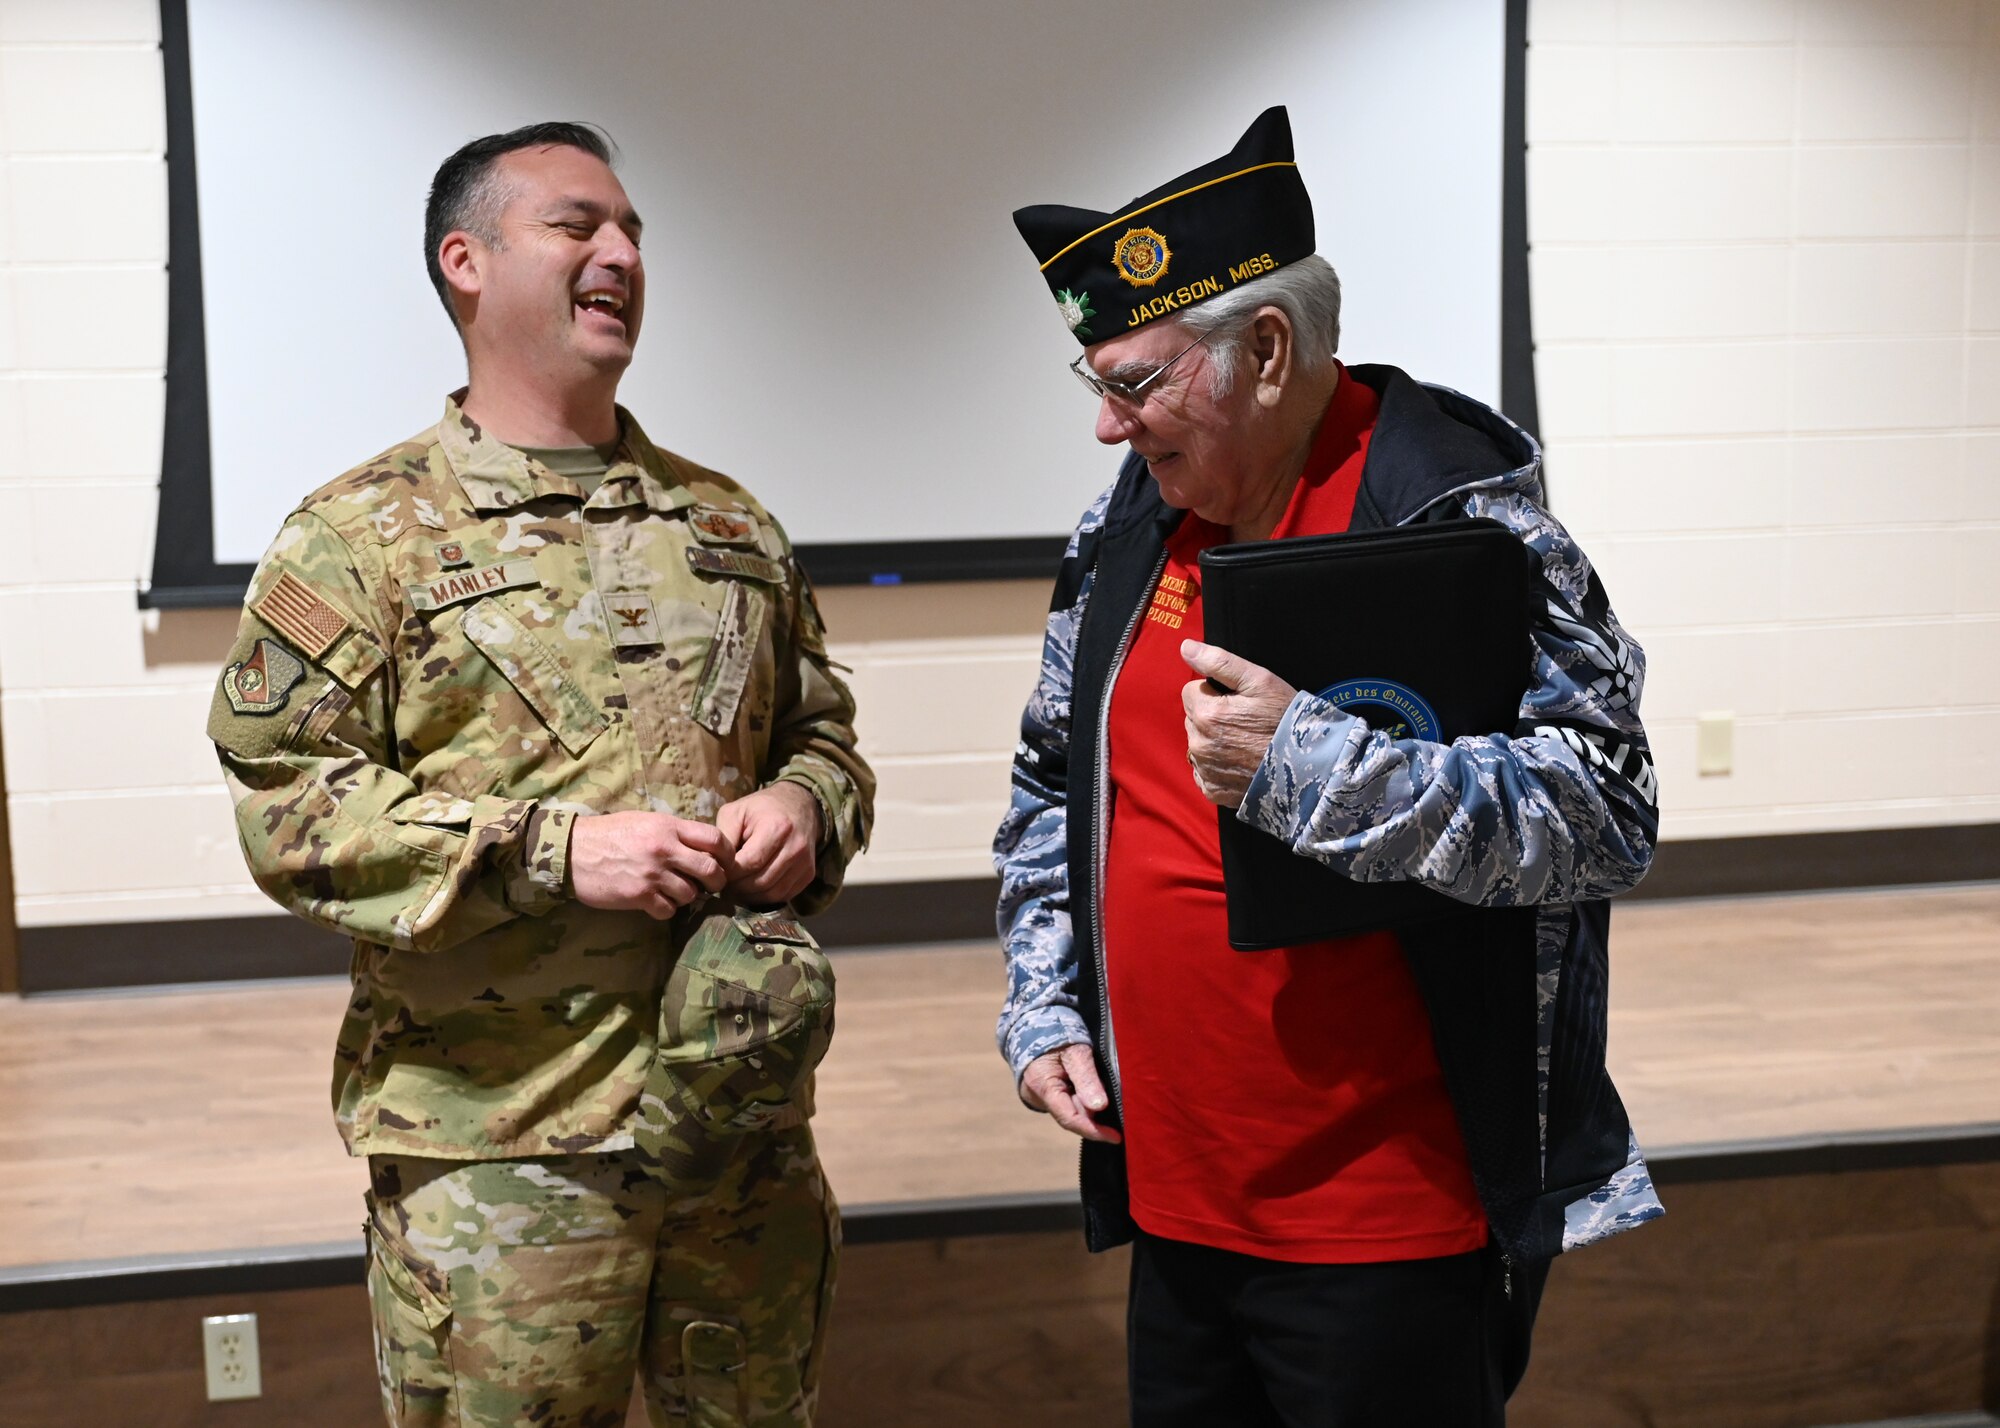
top-left (1400, 466), bottom-right (1558, 1209)
top-left (1088, 546), bottom-right (1169, 1122)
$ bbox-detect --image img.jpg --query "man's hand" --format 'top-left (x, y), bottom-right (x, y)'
top-left (569, 811), bottom-right (733, 919)
top-left (1020, 1044), bottom-right (1123, 1144)
top-left (715, 782), bottom-right (821, 907)
top-left (1181, 639), bottom-right (1297, 809)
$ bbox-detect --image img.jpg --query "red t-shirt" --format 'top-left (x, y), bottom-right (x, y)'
top-left (1100, 367), bottom-right (1488, 1263)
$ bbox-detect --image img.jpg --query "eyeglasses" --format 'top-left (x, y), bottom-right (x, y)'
top-left (1069, 330), bottom-right (1208, 405)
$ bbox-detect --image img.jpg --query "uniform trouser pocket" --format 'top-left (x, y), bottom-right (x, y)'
top-left (364, 1209), bottom-right (458, 1427)
top-left (644, 1125), bottom-right (838, 1427)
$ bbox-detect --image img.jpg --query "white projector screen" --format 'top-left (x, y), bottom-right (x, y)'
top-left (185, 0), bottom-right (1504, 565)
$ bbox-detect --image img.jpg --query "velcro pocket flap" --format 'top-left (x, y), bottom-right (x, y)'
top-left (460, 598), bottom-right (608, 757)
top-left (317, 623), bottom-right (386, 693)
top-left (690, 582), bottom-right (769, 737)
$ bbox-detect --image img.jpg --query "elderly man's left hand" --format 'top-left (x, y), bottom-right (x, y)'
top-left (1180, 639), bottom-right (1298, 810)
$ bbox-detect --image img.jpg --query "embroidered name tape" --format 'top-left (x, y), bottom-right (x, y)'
top-left (685, 547), bottom-right (785, 583)
top-left (405, 559), bottom-right (540, 612)
top-left (253, 571), bottom-right (350, 660)
top-left (739, 912), bottom-right (811, 945)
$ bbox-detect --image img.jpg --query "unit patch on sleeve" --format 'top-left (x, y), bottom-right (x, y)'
top-left (404, 558), bottom-right (540, 612)
top-left (605, 591), bottom-right (663, 647)
top-left (684, 547), bottom-right (785, 584)
top-left (253, 570), bottom-right (351, 660)
top-left (223, 638), bottom-right (306, 716)
top-left (688, 506), bottom-right (762, 548)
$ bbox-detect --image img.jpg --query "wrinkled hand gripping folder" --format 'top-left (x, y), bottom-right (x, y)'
top-left (1199, 519), bottom-right (1536, 950)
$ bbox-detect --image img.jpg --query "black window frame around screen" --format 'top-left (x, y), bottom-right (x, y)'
top-left (142, 0), bottom-right (1536, 608)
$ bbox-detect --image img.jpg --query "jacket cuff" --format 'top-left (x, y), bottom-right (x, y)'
top-left (1003, 1008), bottom-right (1092, 1085)
top-left (773, 761), bottom-right (864, 860)
top-left (772, 764), bottom-right (866, 915)
top-left (505, 806), bottom-right (574, 915)
top-left (1237, 690), bottom-right (1361, 844)
top-left (772, 771), bottom-right (837, 854)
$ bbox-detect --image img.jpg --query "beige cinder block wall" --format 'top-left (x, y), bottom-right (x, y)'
top-left (1527, 0), bottom-right (2000, 839)
top-left (3, 0), bottom-right (1998, 933)
top-left (0, 0), bottom-right (1046, 932)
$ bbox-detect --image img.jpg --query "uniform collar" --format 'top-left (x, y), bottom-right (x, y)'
top-left (438, 390), bottom-right (697, 514)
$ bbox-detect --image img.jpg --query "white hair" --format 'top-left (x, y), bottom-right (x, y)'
top-left (1177, 254), bottom-right (1342, 396)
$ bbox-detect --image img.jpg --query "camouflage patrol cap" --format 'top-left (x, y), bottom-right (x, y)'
top-left (635, 906), bottom-right (835, 1193)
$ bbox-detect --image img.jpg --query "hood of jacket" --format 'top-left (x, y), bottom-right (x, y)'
top-left (1099, 362), bottom-right (1541, 542)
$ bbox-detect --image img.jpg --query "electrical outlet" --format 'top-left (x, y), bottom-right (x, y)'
top-left (202, 1313), bottom-right (262, 1401)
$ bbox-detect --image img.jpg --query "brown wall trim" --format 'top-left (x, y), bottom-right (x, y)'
top-left (17, 916), bottom-right (351, 994)
top-left (1626, 822), bottom-right (2000, 901)
top-left (15, 826), bottom-right (1996, 994)
top-left (6, 1125), bottom-right (1996, 1315)
top-left (14, 879), bottom-right (1003, 995)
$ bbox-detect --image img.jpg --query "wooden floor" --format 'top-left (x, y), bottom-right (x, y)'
top-left (0, 884), bottom-right (1995, 1272)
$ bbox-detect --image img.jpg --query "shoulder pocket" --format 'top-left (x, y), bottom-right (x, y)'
top-left (460, 598), bottom-right (608, 757)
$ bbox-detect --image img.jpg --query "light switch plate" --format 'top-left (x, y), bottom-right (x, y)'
top-left (1696, 712), bottom-right (1734, 777)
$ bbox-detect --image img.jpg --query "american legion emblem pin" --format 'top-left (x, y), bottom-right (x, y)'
top-left (1112, 226), bottom-right (1170, 288)
top-left (225, 638), bottom-right (306, 716)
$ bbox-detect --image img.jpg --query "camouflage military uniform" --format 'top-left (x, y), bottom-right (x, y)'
top-left (211, 394), bottom-right (872, 1426)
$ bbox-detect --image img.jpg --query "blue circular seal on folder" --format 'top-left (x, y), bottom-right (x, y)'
top-left (1315, 678), bottom-right (1441, 741)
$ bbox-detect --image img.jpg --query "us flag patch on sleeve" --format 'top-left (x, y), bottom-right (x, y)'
top-left (253, 570), bottom-right (351, 660)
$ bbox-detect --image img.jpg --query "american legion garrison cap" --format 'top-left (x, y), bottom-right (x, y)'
top-left (1013, 105), bottom-right (1315, 348)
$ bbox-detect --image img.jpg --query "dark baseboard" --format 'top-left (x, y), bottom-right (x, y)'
top-left (17, 915), bottom-right (352, 993)
top-left (801, 877), bottom-right (999, 946)
top-left (14, 880), bottom-right (1003, 994)
top-left (0, 1190), bottom-right (1085, 1314)
top-left (16, 824), bottom-right (1994, 993)
top-left (1628, 822), bottom-right (2000, 901)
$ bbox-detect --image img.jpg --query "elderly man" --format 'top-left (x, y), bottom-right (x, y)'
top-left (995, 107), bottom-right (1662, 1426)
top-left (210, 122), bottom-right (870, 1426)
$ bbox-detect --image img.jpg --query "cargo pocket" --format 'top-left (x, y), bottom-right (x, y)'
top-left (364, 1217), bottom-right (458, 1427)
top-left (460, 597), bottom-right (608, 756)
top-left (690, 581), bottom-right (769, 737)
top-left (682, 1319), bottom-right (751, 1428)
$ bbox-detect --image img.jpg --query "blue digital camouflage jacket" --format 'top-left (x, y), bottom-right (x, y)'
top-left (993, 364), bottom-right (1664, 1266)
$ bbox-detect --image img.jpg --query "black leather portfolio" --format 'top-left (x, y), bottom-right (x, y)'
top-left (1198, 518), bottom-right (1536, 950)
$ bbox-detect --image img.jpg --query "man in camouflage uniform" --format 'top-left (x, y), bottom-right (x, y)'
top-left (210, 122), bottom-right (871, 1427)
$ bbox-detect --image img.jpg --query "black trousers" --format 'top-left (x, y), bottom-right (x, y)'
top-left (1126, 1231), bottom-right (1549, 1428)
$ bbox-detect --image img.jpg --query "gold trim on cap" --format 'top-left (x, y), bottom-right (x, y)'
top-left (1037, 160), bottom-right (1299, 272)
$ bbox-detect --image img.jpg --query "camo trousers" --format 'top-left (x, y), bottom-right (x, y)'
top-left (363, 1125), bottom-right (838, 1428)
